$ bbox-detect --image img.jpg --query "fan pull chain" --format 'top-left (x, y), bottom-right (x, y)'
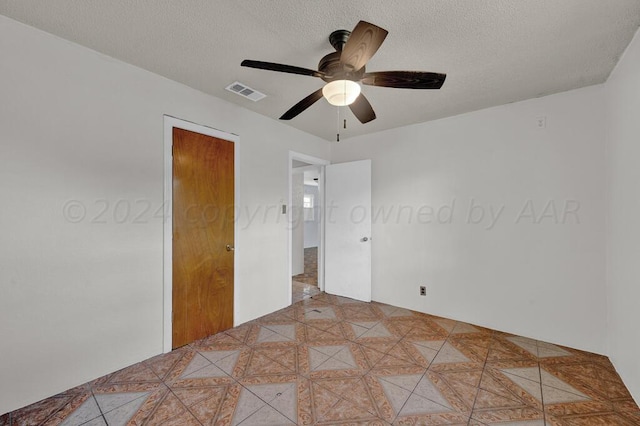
top-left (336, 105), bottom-right (340, 142)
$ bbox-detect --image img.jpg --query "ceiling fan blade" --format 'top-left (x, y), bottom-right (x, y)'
top-left (280, 88), bottom-right (324, 120)
top-left (241, 60), bottom-right (325, 78)
top-left (349, 93), bottom-right (376, 124)
top-left (361, 71), bottom-right (446, 89)
top-left (340, 21), bottom-right (388, 71)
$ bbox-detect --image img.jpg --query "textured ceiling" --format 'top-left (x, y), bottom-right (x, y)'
top-left (1, 1), bottom-right (639, 141)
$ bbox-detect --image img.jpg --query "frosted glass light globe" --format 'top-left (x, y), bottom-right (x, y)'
top-left (322, 80), bottom-right (361, 106)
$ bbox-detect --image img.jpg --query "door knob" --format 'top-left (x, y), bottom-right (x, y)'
top-left (226, 244), bottom-right (235, 251)
top-left (361, 237), bottom-right (369, 242)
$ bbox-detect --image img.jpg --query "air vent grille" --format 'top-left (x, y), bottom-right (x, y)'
top-left (225, 81), bottom-right (266, 102)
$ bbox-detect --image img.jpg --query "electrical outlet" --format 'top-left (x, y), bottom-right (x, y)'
top-left (420, 286), bottom-right (426, 296)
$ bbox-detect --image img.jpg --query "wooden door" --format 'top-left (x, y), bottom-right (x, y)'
top-left (172, 127), bottom-right (234, 348)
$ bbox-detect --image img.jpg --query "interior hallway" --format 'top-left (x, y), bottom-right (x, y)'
top-left (3, 293), bottom-right (638, 425)
top-left (292, 247), bottom-right (318, 287)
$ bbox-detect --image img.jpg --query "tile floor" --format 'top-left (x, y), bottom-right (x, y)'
top-left (292, 247), bottom-right (318, 287)
top-left (3, 293), bottom-right (639, 425)
top-left (292, 280), bottom-right (321, 304)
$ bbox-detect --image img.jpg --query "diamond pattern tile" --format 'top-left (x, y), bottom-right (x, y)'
top-left (4, 291), bottom-right (638, 425)
top-left (507, 336), bottom-right (572, 358)
top-left (432, 341), bottom-right (471, 364)
top-left (59, 396), bottom-right (101, 426)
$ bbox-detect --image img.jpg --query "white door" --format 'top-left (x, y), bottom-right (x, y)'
top-left (324, 160), bottom-right (372, 302)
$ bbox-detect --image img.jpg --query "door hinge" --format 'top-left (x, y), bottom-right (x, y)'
top-left (172, 311), bottom-right (174, 323)
top-left (171, 145), bottom-right (174, 157)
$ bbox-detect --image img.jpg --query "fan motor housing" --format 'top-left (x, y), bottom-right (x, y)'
top-left (318, 29), bottom-right (366, 82)
top-left (318, 52), bottom-right (365, 82)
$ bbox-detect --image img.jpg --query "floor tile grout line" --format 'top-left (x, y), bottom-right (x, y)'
top-left (563, 375), bottom-right (622, 403)
top-left (308, 372), bottom-right (358, 419)
top-left (384, 369), bottom-right (430, 424)
top-left (8, 293), bottom-right (636, 425)
top-left (180, 352), bottom-right (220, 380)
top-left (475, 369), bottom-right (540, 408)
top-left (230, 384), bottom-right (268, 425)
top-left (175, 352), bottom-right (257, 423)
top-left (468, 416), bottom-right (491, 426)
top-left (237, 381), bottom-right (299, 424)
top-left (30, 395), bottom-right (75, 426)
top-left (196, 346), bottom-right (243, 369)
top-left (221, 330), bottom-right (250, 346)
top-left (244, 344), bottom-right (300, 376)
top-left (165, 385), bottom-right (205, 426)
top-left (98, 391), bottom-right (154, 421)
top-left (261, 324), bottom-right (299, 341)
top-left (403, 333), bottom-right (482, 416)
top-left (376, 339), bottom-right (422, 370)
top-left (539, 380), bottom-right (593, 399)
top-left (307, 331), bottom-right (427, 423)
top-left (180, 354), bottom-right (235, 383)
top-left (267, 385), bottom-right (301, 424)
top-left (539, 358), bottom-right (548, 425)
top-left (310, 376), bottom-right (354, 423)
top-left (145, 364), bottom-right (168, 383)
top-left (140, 384), bottom-right (176, 424)
top-left (274, 311), bottom-right (376, 347)
top-left (309, 347), bottom-right (350, 372)
top-left (462, 330), bottom-right (493, 424)
top-left (359, 371), bottom-right (400, 424)
top-left (310, 377), bottom-right (383, 422)
top-left (538, 361), bottom-right (609, 400)
top-left (89, 388), bottom-right (109, 426)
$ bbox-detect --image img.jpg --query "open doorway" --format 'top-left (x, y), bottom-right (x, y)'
top-left (292, 163), bottom-right (321, 302)
top-left (288, 152), bottom-right (328, 304)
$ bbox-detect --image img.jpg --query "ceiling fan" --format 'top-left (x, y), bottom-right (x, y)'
top-left (241, 21), bottom-right (446, 124)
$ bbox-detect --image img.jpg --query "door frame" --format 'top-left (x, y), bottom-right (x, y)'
top-left (163, 115), bottom-right (240, 353)
top-left (288, 152), bottom-right (329, 304)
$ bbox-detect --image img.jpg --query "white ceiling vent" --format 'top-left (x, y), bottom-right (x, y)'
top-left (225, 81), bottom-right (266, 102)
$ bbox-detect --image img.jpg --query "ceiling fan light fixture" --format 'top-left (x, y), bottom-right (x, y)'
top-left (241, 21), bottom-right (446, 123)
top-left (322, 79), bottom-right (361, 106)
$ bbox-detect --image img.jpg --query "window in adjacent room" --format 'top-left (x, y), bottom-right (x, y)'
top-left (303, 194), bottom-right (314, 221)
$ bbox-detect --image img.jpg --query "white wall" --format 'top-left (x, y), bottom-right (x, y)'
top-left (331, 85), bottom-right (607, 355)
top-left (291, 173), bottom-right (304, 275)
top-left (0, 16), bottom-right (329, 414)
top-left (605, 27), bottom-right (640, 403)
top-left (304, 184), bottom-right (320, 248)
